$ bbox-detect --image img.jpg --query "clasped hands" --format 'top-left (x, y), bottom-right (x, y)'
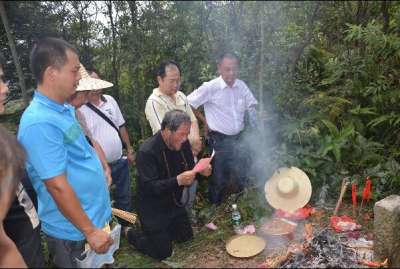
top-left (177, 164), bottom-right (212, 186)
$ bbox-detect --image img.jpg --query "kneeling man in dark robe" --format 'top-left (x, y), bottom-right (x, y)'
top-left (126, 109), bottom-right (211, 260)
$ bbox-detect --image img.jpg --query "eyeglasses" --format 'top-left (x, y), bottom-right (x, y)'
top-left (0, 74), bottom-right (9, 87)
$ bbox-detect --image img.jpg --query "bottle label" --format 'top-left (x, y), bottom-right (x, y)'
top-left (232, 213), bottom-right (241, 226)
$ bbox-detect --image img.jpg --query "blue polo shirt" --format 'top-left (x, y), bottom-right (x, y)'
top-left (17, 91), bottom-right (111, 241)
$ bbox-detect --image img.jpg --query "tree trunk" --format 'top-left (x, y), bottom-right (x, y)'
top-left (0, 1), bottom-right (29, 106)
top-left (258, 6), bottom-right (265, 130)
top-left (106, 0), bottom-right (120, 101)
top-left (290, 2), bottom-right (320, 67)
top-left (381, 1), bottom-right (390, 33)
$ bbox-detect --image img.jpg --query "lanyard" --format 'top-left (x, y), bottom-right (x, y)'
top-left (162, 150), bottom-right (190, 207)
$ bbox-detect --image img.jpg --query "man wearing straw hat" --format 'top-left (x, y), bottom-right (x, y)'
top-left (67, 63), bottom-right (113, 187)
top-left (17, 37), bottom-right (113, 267)
top-left (79, 69), bottom-right (134, 229)
top-left (125, 110), bottom-right (211, 261)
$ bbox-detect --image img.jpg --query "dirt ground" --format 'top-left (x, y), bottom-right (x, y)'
top-left (114, 202), bottom-right (375, 268)
top-left (173, 205), bottom-right (373, 268)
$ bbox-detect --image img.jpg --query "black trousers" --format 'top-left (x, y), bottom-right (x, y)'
top-left (127, 211), bottom-right (193, 260)
top-left (208, 131), bottom-right (248, 205)
top-left (16, 227), bottom-right (44, 268)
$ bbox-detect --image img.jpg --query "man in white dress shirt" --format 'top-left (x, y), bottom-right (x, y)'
top-left (187, 52), bottom-right (258, 205)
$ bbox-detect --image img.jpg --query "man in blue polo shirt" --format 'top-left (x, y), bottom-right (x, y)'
top-left (17, 37), bottom-right (113, 267)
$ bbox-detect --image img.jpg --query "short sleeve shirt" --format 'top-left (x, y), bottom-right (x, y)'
top-left (187, 76), bottom-right (258, 135)
top-left (17, 91), bottom-right (111, 241)
top-left (145, 88), bottom-right (197, 134)
top-left (79, 94), bottom-right (125, 163)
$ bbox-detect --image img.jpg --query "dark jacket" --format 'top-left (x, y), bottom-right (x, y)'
top-left (135, 131), bottom-right (196, 231)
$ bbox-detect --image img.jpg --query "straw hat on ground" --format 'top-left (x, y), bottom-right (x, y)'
top-left (76, 63), bottom-right (113, 91)
top-left (264, 166), bottom-right (312, 213)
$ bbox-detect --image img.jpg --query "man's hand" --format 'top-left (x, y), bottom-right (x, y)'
top-left (177, 170), bottom-right (196, 186)
top-left (127, 148), bottom-right (135, 165)
top-left (85, 228), bottom-right (113, 254)
top-left (44, 175), bottom-right (113, 254)
top-left (191, 137), bottom-right (202, 157)
top-left (104, 165), bottom-right (112, 187)
top-left (199, 164), bottom-right (212, 177)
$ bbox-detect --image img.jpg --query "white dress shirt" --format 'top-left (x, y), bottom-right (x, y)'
top-left (188, 76), bottom-right (258, 135)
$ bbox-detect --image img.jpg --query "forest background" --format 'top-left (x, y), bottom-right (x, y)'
top-left (1, 0), bottom-right (400, 232)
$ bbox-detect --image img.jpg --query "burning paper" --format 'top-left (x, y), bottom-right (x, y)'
top-left (274, 205), bottom-right (314, 221)
top-left (280, 228), bottom-right (360, 268)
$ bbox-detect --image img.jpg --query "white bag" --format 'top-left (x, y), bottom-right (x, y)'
top-left (75, 224), bottom-right (121, 268)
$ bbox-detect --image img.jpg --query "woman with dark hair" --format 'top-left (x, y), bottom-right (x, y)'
top-left (0, 54), bottom-right (27, 267)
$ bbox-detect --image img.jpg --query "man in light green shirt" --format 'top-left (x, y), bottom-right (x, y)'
top-left (145, 60), bottom-right (202, 215)
top-left (145, 60), bottom-right (201, 156)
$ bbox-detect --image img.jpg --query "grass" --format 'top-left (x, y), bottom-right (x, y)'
top-left (112, 182), bottom-right (275, 268)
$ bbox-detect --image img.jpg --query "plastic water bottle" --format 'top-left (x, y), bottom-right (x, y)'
top-left (231, 204), bottom-right (242, 234)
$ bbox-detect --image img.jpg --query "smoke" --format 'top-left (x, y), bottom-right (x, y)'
top-left (231, 1), bottom-right (324, 205)
top-left (240, 100), bottom-right (280, 191)
top-left (227, 1), bottom-right (293, 190)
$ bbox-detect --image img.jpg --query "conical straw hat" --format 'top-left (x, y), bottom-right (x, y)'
top-left (264, 167), bottom-right (312, 213)
top-left (76, 63), bottom-right (113, 91)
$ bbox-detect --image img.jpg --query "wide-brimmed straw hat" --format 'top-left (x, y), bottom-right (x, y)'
top-left (264, 166), bottom-right (312, 213)
top-left (76, 63), bottom-right (113, 92)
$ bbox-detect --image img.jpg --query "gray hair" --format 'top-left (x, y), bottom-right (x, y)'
top-left (161, 109), bottom-right (191, 132)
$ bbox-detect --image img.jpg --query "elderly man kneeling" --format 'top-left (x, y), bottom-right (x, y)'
top-left (125, 110), bottom-right (211, 260)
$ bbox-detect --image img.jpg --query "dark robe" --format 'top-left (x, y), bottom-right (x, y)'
top-left (130, 131), bottom-right (197, 260)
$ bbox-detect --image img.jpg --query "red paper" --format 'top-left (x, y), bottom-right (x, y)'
top-left (192, 157), bottom-right (212, 173)
top-left (361, 177), bottom-right (372, 207)
top-left (362, 178), bottom-right (372, 201)
top-left (274, 205), bottom-right (313, 221)
top-left (330, 215), bottom-right (361, 232)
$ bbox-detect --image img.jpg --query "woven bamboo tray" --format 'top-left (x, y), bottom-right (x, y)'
top-left (111, 208), bottom-right (137, 224)
top-left (226, 234), bottom-right (266, 258)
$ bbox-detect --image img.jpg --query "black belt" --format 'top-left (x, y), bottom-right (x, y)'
top-left (209, 131), bottom-right (241, 140)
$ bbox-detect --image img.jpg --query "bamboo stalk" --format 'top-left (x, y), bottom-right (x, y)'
top-left (333, 178), bottom-right (349, 216)
top-left (111, 208), bottom-right (137, 224)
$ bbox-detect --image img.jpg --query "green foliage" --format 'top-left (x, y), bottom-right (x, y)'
top-left (319, 119), bottom-right (355, 163)
top-left (274, 9), bottom-right (400, 197)
top-left (236, 188), bottom-right (273, 223)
